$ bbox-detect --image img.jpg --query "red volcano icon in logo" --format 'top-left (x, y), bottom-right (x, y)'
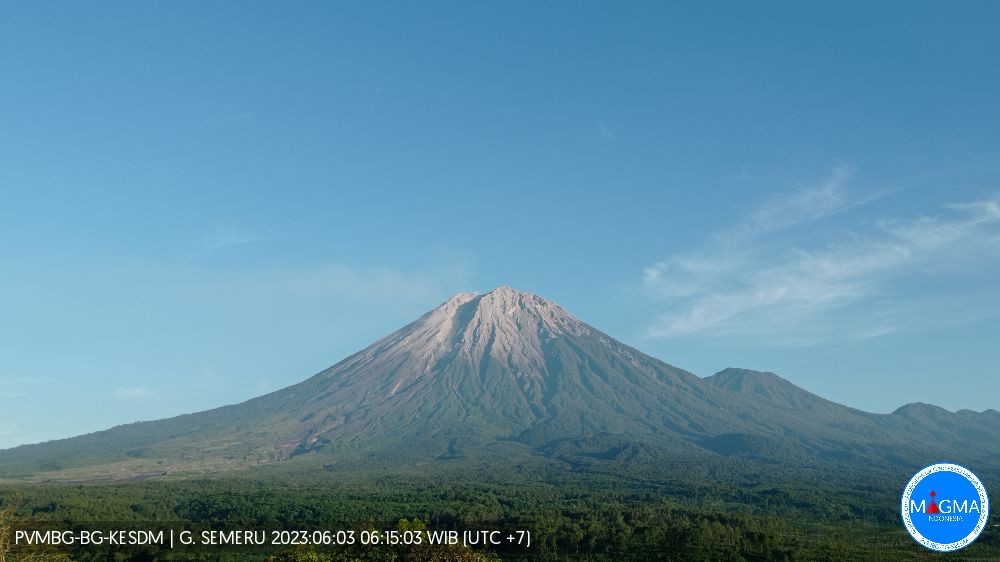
top-left (927, 491), bottom-right (941, 514)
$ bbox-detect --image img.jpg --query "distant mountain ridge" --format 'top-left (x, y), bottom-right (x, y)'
top-left (1, 286), bottom-right (998, 479)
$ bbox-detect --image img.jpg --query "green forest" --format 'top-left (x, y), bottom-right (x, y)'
top-left (1, 456), bottom-right (997, 561)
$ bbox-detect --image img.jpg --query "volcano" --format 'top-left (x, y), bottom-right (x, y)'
top-left (2, 286), bottom-right (999, 478)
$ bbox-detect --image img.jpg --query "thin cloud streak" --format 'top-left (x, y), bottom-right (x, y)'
top-left (715, 165), bottom-right (853, 243)
top-left (643, 167), bottom-right (859, 300)
top-left (0, 377), bottom-right (51, 399)
top-left (0, 376), bottom-right (50, 385)
top-left (113, 386), bottom-right (155, 400)
top-left (593, 121), bottom-right (617, 143)
top-left (284, 264), bottom-right (453, 302)
top-left (196, 225), bottom-right (272, 257)
top-left (642, 178), bottom-right (1000, 341)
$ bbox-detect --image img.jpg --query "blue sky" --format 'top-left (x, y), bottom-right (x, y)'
top-left (2, 2), bottom-right (999, 448)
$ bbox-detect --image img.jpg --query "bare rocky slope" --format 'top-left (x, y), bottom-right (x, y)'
top-left (1, 286), bottom-right (998, 478)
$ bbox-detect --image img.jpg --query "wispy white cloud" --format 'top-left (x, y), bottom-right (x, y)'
top-left (643, 167), bottom-right (858, 300)
top-left (202, 367), bottom-right (224, 383)
top-left (113, 386), bottom-right (155, 400)
top-left (283, 264), bottom-right (456, 302)
top-left (180, 258), bottom-right (474, 325)
top-left (196, 225), bottom-right (271, 257)
top-left (593, 121), bottom-right (617, 143)
top-left (716, 165), bottom-right (853, 242)
top-left (0, 376), bottom-right (50, 398)
top-left (0, 376), bottom-right (50, 385)
top-left (641, 172), bottom-right (1000, 341)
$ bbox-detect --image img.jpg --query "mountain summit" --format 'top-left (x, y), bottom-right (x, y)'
top-left (353, 286), bottom-right (592, 399)
top-left (2, 286), bottom-right (999, 479)
top-left (283, 285), bottom-right (715, 453)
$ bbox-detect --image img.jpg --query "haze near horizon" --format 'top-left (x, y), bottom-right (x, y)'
top-left (2, 1), bottom-right (1000, 449)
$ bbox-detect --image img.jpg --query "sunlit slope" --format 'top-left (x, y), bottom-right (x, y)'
top-left (2, 286), bottom-right (998, 478)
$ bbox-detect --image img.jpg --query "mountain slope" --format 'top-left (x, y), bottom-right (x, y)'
top-left (706, 368), bottom-right (848, 414)
top-left (1, 286), bottom-right (998, 479)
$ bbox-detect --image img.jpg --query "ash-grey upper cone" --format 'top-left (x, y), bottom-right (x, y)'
top-left (2, 286), bottom-right (999, 476)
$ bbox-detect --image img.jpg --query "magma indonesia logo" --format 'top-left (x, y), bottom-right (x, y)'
top-left (901, 463), bottom-right (990, 552)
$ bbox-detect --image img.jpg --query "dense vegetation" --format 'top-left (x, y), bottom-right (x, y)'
top-left (1, 456), bottom-right (997, 561)
top-left (2, 293), bottom-right (997, 560)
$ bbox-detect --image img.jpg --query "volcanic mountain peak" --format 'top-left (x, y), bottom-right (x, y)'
top-left (390, 286), bottom-right (586, 359)
top-left (4, 285), bottom-right (1000, 479)
top-left (324, 286), bottom-right (590, 400)
top-left (452, 286), bottom-right (590, 376)
top-left (467, 285), bottom-right (587, 335)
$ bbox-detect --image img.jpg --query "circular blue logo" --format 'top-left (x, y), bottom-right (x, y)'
top-left (901, 463), bottom-right (989, 552)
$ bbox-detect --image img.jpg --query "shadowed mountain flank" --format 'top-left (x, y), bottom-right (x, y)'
top-left (2, 287), bottom-right (999, 478)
